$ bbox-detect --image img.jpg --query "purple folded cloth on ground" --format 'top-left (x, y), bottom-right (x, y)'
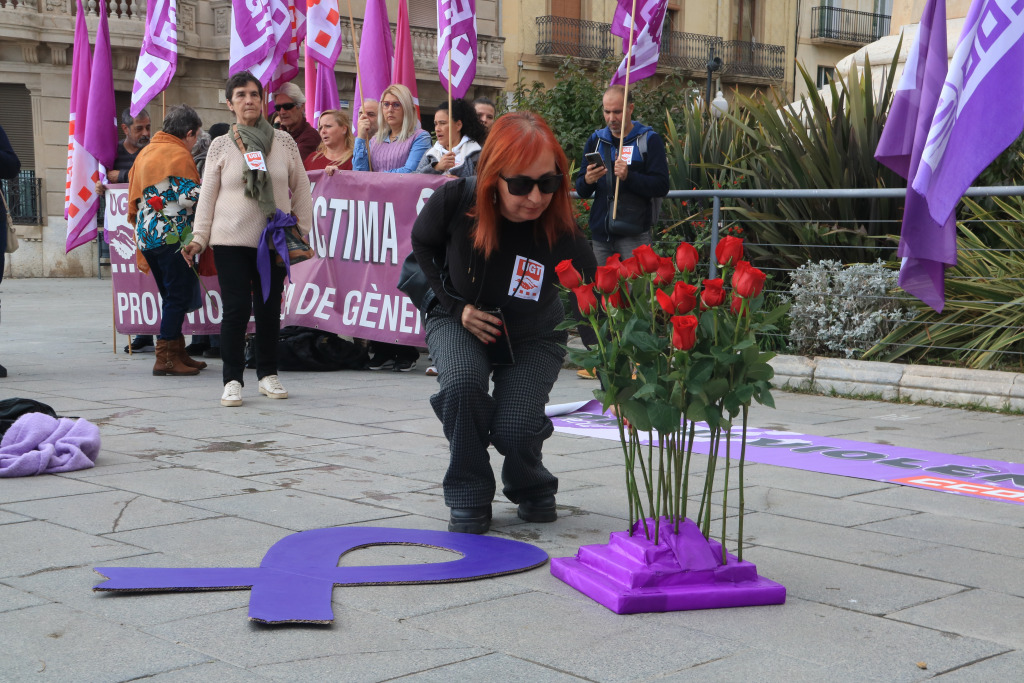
top-left (0, 413), bottom-right (100, 477)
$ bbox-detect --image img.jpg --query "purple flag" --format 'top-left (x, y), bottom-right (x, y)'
top-left (353, 0), bottom-right (393, 125)
top-left (436, 0), bottom-right (476, 99)
top-left (311, 60), bottom-right (340, 123)
top-left (64, 0), bottom-right (91, 221)
top-left (230, 0), bottom-right (291, 85)
top-left (85, 4), bottom-right (118, 169)
top-left (874, 0), bottom-right (951, 311)
top-left (269, 0), bottom-right (306, 95)
top-left (609, 0), bottom-right (668, 86)
top-left (131, 0), bottom-right (178, 117)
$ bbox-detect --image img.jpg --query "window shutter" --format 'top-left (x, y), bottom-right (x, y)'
top-left (409, 0), bottom-right (435, 28)
top-left (0, 84), bottom-right (35, 171)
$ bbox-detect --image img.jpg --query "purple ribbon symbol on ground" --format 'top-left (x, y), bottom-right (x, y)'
top-left (94, 527), bottom-right (548, 624)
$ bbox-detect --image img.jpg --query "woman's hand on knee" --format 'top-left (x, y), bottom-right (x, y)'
top-left (461, 304), bottom-right (503, 345)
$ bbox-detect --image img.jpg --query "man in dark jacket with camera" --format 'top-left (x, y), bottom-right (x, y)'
top-left (575, 85), bottom-right (669, 265)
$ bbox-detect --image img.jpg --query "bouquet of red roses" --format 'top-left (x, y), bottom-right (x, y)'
top-left (555, 237), bottom-right (788, 559)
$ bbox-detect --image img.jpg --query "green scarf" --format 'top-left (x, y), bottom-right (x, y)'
top-left (234, 117), bottom-right (277, 219)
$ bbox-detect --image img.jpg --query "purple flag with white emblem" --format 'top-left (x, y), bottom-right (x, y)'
top-left (609, 0), bottom-right (669, 86)
top-left (131, 0), bottom-right (178, 117)
top-left (230, 0), bottom-right (291, 85)
top-left (874, 0), bottom-right (951, 311)
top-left (436, 0), bottom-right (476, 99)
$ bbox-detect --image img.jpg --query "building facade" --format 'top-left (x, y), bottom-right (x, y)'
top-left (0, 0), bottom-right (506, 278)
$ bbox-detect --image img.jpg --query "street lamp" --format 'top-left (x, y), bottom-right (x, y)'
top-left (711, 87), bottom-right (728, 119)
top-left (705, 47), bottom-right (723, 115)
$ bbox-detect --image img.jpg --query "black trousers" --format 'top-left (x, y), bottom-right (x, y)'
top-left (425, 309), bottom-right (565, 509)
top-left (213, 245), bottom-right (285, 386)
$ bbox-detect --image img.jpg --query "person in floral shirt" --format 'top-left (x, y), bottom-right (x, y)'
top-left (127, 104), bottom-right (206, 377)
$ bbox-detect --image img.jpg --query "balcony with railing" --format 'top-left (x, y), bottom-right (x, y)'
top-left (535, 16), bottom-right (785, 84)
top-left (2, 171), bottom-right (44, 226)
top-left (810, 6), bottom-right (890, 45)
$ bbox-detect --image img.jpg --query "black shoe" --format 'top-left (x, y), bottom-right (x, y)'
top-left (185, 342), bottom-right (210, 355)
top-left (202, 347), bottom-right (221, 358)
top-left (0, 362), bottom-right (7, 378)
top-left (123, 336), bottom-right (155, 354)
top-left (518, 495), bottom-right (557, 523)
top-left (367, 353), bottom-right (395, 370)
top-left (448, 506), bottom-right (492, 534)
top-left (393, 357), bottom-right (417, 372)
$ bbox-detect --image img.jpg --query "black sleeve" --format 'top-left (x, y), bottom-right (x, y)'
top-left (621, 131), bottom-right (669, 198)
top-left (410, 179), bottom-right (471, 320)
top-left (0, 125), bottom-right (21, 180)
top-left (574, 134), bottom-right (599, 199)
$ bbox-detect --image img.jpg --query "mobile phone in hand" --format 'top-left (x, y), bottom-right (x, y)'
top-left (477, 306), bottom-right (515, 366)
top-left (585, 152), bottom-right (605, 169)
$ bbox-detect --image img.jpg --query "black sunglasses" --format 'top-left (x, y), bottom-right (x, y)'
top-left (500, 173), bottom-right (563, 196)
top-left (274, 102), bottom-right (297, 112)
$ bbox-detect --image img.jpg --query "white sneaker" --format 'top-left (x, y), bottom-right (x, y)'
top-left (220, 380), bottom-right (243, 407)
top-left (258, 374), bottom-right (288, 399)
top-left (425, 365), bottom-right (438, 376)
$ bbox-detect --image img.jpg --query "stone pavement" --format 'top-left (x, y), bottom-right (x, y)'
top-left (1, 277), bottom-right (1022, 682)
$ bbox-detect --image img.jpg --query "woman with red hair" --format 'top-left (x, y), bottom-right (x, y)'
top-left (411, 112), bottom-right (596, 534)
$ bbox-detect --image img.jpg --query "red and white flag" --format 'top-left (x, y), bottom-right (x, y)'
top-left (269, 0), bottom-right (307, 94)
top-left (305, 0), bottom-right (343, 124)
top-left (64, 0), bottom-right (91, 221)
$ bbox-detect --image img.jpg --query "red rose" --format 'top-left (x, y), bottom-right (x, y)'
top-left (671, 281), bottom-right (698, 314)
top-left (573, 284), bottom-right (597, 315)
top-left (671, 315), bottom-right (699, 351)
top-left (715, 236), bottom-right (744, 268)
top-left (700, 278), bottom-right (726, 308)
top-left (555, 259), bottom-right (583, 289)
top-left (604, 253), bottom-right (622, 269)
top-left (147, 196), bottom-right (165, 211)
top-left (653, 256), bottom-right (675, 286)
top-left (732, 261), bottom-right (766, 298)
top-left (604, 290), bottom-right (626, 310)
top-left (730, 295), bottom-right (748, 316)
top-left (656, 288), bottom-right (675, 316)
top-left (594, 264), bottom-right (620, 294)
top-left (619, 257), bottom-right (642, 280)
top-left (675, 242), bottom-right (699, 273)
top-left (633, 244), bottom-right (661, 274)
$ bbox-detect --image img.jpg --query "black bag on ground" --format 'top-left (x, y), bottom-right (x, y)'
top-left (276, 326), bottom-right (368, 371)
top-left (0, 398), bottom-right (58, 437)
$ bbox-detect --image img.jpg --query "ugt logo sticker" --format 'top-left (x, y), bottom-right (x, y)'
top-left (94, 527), bottom-right (547, 624)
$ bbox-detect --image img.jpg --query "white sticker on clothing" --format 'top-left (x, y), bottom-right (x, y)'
top-left (620, 146), bottom-right (634, 164)
top-left (509, 256), bottom-right (545, 302)
top-left (244, 151), bottom-right (267, 171)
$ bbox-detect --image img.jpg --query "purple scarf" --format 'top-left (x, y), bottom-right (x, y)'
top-left (257, 209), bottom-right (298, 302)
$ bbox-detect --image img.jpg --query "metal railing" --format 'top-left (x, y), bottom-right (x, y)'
top-left (810, 6), bottom-right (891, 44)
top-left (1, 171), bottom-right (42, 225)
top-left (535, 16), bottom-right (785, 82)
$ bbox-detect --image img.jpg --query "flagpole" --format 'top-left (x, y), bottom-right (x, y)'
top-left (346, 0), bottom-right (373, 171)
top-left (446, 48), bottom-right (453, 148)
top-left (612, 0), bottom-right (639, 221)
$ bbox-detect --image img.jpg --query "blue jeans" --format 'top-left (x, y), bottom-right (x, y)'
top-left (142, 244), bottom-right (197, 341)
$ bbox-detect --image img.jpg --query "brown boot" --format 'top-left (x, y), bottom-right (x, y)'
top-left (153, 339), bottom-right (200, 376)
top-left (174, 336), bottom-right (207, 370)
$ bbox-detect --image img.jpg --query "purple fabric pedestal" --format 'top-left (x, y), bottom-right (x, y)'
top-left (551, 518), bottom-right (785, 614)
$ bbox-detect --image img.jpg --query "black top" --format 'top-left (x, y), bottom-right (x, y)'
top-left (411, 178), bottom-right (597, 328)
top-left (113, 141), bottom-right (140, 173)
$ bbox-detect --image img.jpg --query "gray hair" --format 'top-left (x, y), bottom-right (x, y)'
top-left (162, 104), bottom-right (202, 139)
top-left (120, 107), bottom-right (150, 127)
top-left (275, 81), bottom-right (306, 107)
top-left (191, 130), bottom-right (212, 160)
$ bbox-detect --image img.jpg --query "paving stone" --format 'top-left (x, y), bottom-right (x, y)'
top-left (0, 509), bottom-right (30, 525)
top-left (888, 589), bottom-right (1024, 649)
top-left (254, 648), bottom-right (491, 682)
top-left (858, 514), bottom-right (1024, 559)
top-left (143, 606), bottom-right (479, 668)
top-left (867, 544), bottom-right (1024, 598)
top-left (141, 661), bottom-right (270, 682)
top-left (338, 431), bottom-right (454, 457)
top-left (396, 652), bottom-right (588, 682)
top-left (0, 520), bottom-right (145, 578)
top-left (246, 466), bottom-right (437, 499)
top-left (741, 464), bottom-right (894, 498)
top-left (154, 449), bottom-right (314, 477)
top-left (669, 597), bottom-right (1006, 681)
top-left (740, 485), bottom-right (916, 526)
top-left (8, 565), bottom-right (250, 627)
top-left (656, 648), bottom-right (870, 683)
top-left (406, 591), bottom-right (744, 682)
top-left (748, 546), bottom-right (966, 615)
top-left (104, 516), bottom-right (297, 567)
top-left (2, 491), bottom-right (221, 534)
top-left (848, 485), bottom-right (1024, 527)
top-left (0, 603), bottom-right (211, 681)
top-left (85, 468), bottom-right (278, 501)
top-left (96, 431), bottom-right (212, 458)
top-left (0, 582), bottom-right (49, 613)
top-left (931, 649), bottom-right (1024, 680)
top-left (185, 489), bottom-right (404, 530)
top-left (0, 475), bottom-right (111, 504)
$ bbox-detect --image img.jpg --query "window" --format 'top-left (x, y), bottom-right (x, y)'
top-left (816, 66), bottom-right (835, 89)
top-left (0, 84), bottom-right (34, 171)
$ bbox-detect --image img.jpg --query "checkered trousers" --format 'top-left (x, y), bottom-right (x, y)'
top-left (424, 307), bottom-right (567, 509)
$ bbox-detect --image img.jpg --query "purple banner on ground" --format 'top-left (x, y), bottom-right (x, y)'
top-left (550, 401), bottom-right (1024, 506)
top-left (107, 172), bottom-right (450, 342)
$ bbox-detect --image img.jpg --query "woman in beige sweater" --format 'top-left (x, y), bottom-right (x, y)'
top-left (185, 71), bottom-right (312, 407)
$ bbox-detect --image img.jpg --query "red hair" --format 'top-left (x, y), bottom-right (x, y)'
top-left (471, 111), bottom-right (576, 258)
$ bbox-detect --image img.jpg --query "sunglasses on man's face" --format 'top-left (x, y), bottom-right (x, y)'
top-left (274, 102), bottom-right (297, 112)
top-left (500, 173), bottom-right (563, 196)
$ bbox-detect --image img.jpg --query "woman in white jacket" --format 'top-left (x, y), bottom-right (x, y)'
top-left (417, 98), bottom-right (488, 178)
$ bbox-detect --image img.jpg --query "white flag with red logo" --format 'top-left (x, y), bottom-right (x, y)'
top-left (306, 0), bottom-right (342, 66)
